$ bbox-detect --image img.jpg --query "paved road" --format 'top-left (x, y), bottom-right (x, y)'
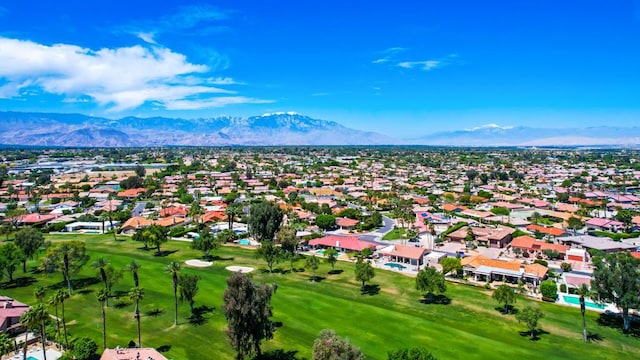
top-left (131, 202), bottom-right (146, 217)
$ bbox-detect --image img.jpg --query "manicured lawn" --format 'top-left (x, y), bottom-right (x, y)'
top-left (382, 228), bottom-right (406, 240)
top-left (2, 234), bottom-right (639, 359)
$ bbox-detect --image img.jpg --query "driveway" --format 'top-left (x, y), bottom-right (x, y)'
top-left (131, 202), bottom-right (146, 217)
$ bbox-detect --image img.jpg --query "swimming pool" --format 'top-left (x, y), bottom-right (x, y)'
top-left (563, 295), bottom-right (605, 310)
top-left (238, 239), bottom-right (251, 246)
top-left (385, 262), bottom-right (407, 270)
top-left (28, 357), bottom-right (38, 360)
top-left (317, 249), bottom-right (340, 257)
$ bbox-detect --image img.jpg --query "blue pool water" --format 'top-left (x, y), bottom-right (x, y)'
top-left (385, 262), bottom-right (407, 270)
top-left (28, 357), bottom-right (38, 360)
top-left (238, 239), bottom-right (251, 245)
top-left (563, 295), bottom-right (605, 310)
top-left (317, 249), bottom-right (340, 256)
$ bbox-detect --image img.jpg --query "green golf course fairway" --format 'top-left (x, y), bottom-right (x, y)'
top-left (2, 234), bottom-right (637, 359)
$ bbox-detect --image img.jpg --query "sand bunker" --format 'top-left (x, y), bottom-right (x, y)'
top-left (185, 259), bottom-right (213, 267)
top-left (225, 266), bottom-right (255, 273)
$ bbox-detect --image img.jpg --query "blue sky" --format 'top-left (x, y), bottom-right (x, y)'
top-left (0, 0), bottom-right (639, 137)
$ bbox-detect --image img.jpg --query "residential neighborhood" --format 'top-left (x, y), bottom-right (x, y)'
top-left (0, 147), bottom-right (638, 359)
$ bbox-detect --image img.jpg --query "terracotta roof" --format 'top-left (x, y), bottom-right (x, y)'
top-left (308, 235), bottom-right (376, 252)
top-left (201, 210), bottom-right (226, 223)
top-left (121, 216), bottom-right (152, 230)
top-left (117, 188), bottom-right (146, 197)
top-left (510, 235), bottom-right (569, 254)
top-left (526, 224), bottom-right (565, 237)
top-left (462, 255), bottom-right (548, 278)
top-left (160, 206), bottom-right (188, 217)
top-left (384, 244), bottom-right (427, 260)
top-left (631, 252), bottom-right (640, 260)
top-left (336, 217), bottom-right (360, 227)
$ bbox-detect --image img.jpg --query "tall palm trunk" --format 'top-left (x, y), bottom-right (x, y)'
top-left (61, 300), bottom-right (68, 349)
top-left (63, 254), bottom-right (72, 295)
top-left (54, 304), bottom-right (61, 347)
top-left (135, 300), bottom-right (141, 348)
top-left (173, 277), bottom-right (178, 326)
top-left (101, 301), bottom-right (106, 350)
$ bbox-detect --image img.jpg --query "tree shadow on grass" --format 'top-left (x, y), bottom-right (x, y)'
top-left (112, 290), bottom-right (129, 298)
top-left (189, 304), bottom-right (214, 326)
top-left (327, 269), bottom-right (343, 275)
top-left (518, 329), bottom-right (549, 341)
top-left (48, 277), bottom-right (100, 291)
top-left (77, 288), bottom-right (94, 295)
top-left (587, 332), bottom-right (604, 342)
top-left (2, 276), bottom-right (36, 289)
top-left (113, 301), bottom-right (131, 309)
top-left (361, 284), bottom-right (380, 296)
top-left (146, 308), bottom-right (164, 317)
top-left (153, 249), bottom-right (179, 257)
top-left (494, 305), bottom-right (519, 315)
top-left (597, 312), bottom-right (640, 337)
top-left (419, 294), bottom-right (451, 305)
top-left (254, 349), bottom-right (300, 360)
top-left (156, 345), bottom-right (171, 353)
top-left (210, 255), bottom-right (234, 262)
top-left (308, 276), bottom-right (326, 283)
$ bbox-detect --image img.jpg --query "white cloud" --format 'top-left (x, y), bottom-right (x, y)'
top-left (372, 58), bottom-right (388, 64)
top-left (135, 32), bottom-right (157, 44)
top-left (465, 123), bottom-right (514, 131)
top-left (398, 60), bottom-right (441, 71)
top-left (0, 37), bottom-right (269, 111)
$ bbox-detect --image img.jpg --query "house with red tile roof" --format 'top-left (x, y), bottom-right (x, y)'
top-left (461, 255), bottom-right (548, 284)
top-left (447, 225), bottom-right (515, 248)
top-left (509, 235), bottom-right (569, 258)
top-left (159, 205), bottom-right (188, 217)
top-left (379, 244), bottom-right (427, 269)
top-left (526, 224), bottom-right (565, 238)
top-left (201, 210), bottom-right (226, 224)
top-left (585, 218), bottom-right (624, 232)
top-left (631, 252), bottom-right (640, 260)
top-left (14, 213), bottom-right (59, 226)
top-left (0, 296), bottom-right (30, 334)
top-left (336, 217), bottom-right (359, 231)
top-left (117, 188), bottom-right (146, 198)
top-left (308, 235), bottom-right (377, 253)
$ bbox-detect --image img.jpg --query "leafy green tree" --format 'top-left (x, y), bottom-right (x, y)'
top-left (491, 206), bottom-right (510, 216)
top-left (277, 226), bottom-right (300, 271)
top-left (71, 337), bottom-right (98, 360)
top-left (306, 255), bottom-right (320, 282)
top-left (516, 306), bottom-right (544, 340)
top-left (14, 227), bottom-right (44, 272)
top-left (179, 273), bottom-right (200, 313)
top-left (223, 272), bottom-right (277, 360)
top-left (143, 224), bottom-right (169, 255)
top-left (324, 248), bottom-right (339, 270)
top-left (132, 229), bottom-right (148, 249)
top-left (492, 284), bottom-right (517, 314)
top-left (225, 202), bottom-right (244, 230)
top-left (189, 200), bottom-right (204, 229)
top-left (415, 267), bottom-right (446, 303)
top-left (0, 223), bottom-right (12, 241)
top-left (567, 217), bottom-right (583, 235)
top-left (191, 230), bottom-right (220, 259)
top-left (218, 228), bottom-right (239, 243)
top-left (0, 242), bottom-right (24, 282)
top-left (166, 261), bottom-right (181, 326)
top-left (387, 347), bottom-right (438, 360)
top-left (540, 280), bottom-right (558, 301)
top-left (96, 288), bottom-right (108, 350)
top-left (20, 303), bottom-right (49, 360)
top-left (256, 240), bottom-right (282, 273)
top-left (316, 214), bottom-right (337, 230)
top-left (591, 252), bottom-right (640, 333)
top-left (248, 202), bottom-right (283, 242)
top-left (354, 257), bottom-right (375, 291)
top-left (312, 329), bottom-right (364, 360)
top-left (440, 257), bottom-right (461, 277)
top-left (41, 240), bottom-right (89, 295)
top-left (129, 287), bottom-right (144, 348)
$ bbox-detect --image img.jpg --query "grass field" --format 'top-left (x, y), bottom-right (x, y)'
top-left (2, 234), bottom-right (638, 360)
top-left (381, 228), bottom-right (407, 240)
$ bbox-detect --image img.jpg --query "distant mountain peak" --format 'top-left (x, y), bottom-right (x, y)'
top-left (465, 123), bottom-right (515, 131)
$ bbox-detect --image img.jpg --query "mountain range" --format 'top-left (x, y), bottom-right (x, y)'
top-left (1, 111), bottom-right (639, 147)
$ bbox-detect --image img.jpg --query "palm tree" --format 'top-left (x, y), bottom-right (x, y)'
top-left (0, 333), bottom-right (13, 359)
top-left (166, 262), bottom-right (181, 326)
top-left (55, 289), bottom-right (70, 348)
top-left (129, 287), bottom-right (144, 348)
top-left (20, 304), bottom-right (49, 360)
top-left (92, 257), bottom-right (110, 305)
top-left (47, 294), bottom-right (61, 346)
top-left (96, 289), bottom-right (108, 350)
top-left (127, 260), bottom-right (141, 288)
top-left (577, 284), bottom-right (590, 342)
top-left (33, 285), bottom-right (46, 303)
top-left (107, 193), bottom-right (118, 242)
